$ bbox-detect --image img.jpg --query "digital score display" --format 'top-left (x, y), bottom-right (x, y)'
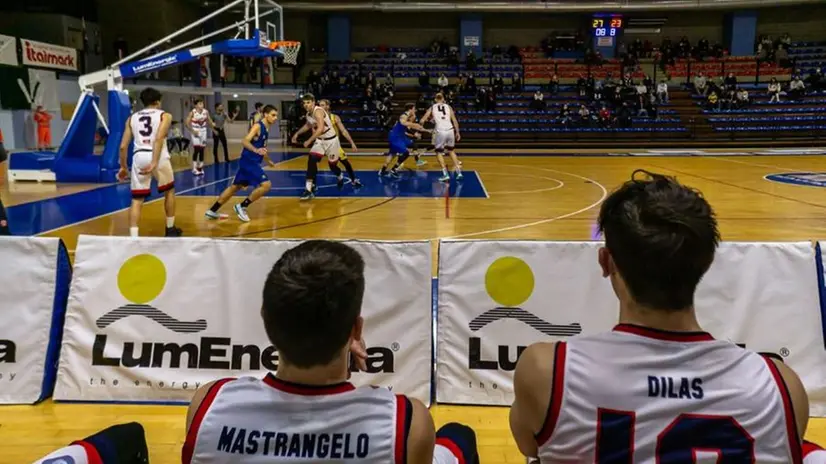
top-left (592, 16), bottom-right (623, 38)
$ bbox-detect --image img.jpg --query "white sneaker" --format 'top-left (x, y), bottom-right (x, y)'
top-left (205, 210), bottom-right (228, 220)
top-left (234, 204), bottom-right (250, 222)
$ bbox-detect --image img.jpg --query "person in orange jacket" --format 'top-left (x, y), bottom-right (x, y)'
top-left (33, 105), bottom-right (52, 150)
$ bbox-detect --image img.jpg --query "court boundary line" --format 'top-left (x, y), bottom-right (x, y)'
top-left (35, 155), bottom-right (302, 237)
top-left (440, 161), bottom-right (608, 239)
top-left (473, 171), bottom-right (490, 198)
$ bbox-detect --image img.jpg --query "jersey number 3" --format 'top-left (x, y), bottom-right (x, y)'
top-left (597, 409), bottom-right (755, 462)
top-left (137, 116), bottom-right (153, 137)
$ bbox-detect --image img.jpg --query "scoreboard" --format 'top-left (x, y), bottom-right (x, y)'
top-left (591, 15), bottom-right (623, 38)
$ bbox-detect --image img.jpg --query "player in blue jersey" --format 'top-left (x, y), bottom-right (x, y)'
top-left (204, 105), bottom-right (278, 223)
top-left (379, 103), bottom-right (429, 177)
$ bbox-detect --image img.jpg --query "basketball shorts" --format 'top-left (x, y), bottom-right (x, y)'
top-left (233, 160), bottom-right (269, 188)
top-left (131, 150), bottom-right (174, 199)
top-left (310, 136), bottom-right (342, 162)
top-left (434, 130), bottom-right (456, 151)
top-left (338, 147), bottom-right (348, 161)
top-left (389, 135), bottom-right (413, 156)
top-left (191, 127), bottom-right (208, 147)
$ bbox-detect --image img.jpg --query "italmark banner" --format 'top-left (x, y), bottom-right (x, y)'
top-left (54, 236), bottom-right (433, 405)
top-left (436, 240), bottom-right (826, 415)
top-left (21, 39), bottom-right (77, 72)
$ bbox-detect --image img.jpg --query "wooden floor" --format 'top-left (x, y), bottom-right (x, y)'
top-left (4, 148), bottom-right (826, 463)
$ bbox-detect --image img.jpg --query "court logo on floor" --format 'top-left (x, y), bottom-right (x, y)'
top-left (765, 172), bottom-right (826, 188)
top-left (95, 254), bottom-right (207, 333)
top-left (469, 256), bottom-right (582, 371)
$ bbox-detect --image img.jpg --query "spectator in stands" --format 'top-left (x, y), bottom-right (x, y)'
top-left (768, 78), bottom-right (783, 103)
top-left (678, 36), bottom-right (691, 58)
top-left (646, 94), bottom-right (659, 119)
top-left (622, 72), bottom-right (633, 89)
top-left (657, 78), bottom-right (669, 104)
top-left (365, 72), bottom-right (377, 91)
top-left (805, 68), bottom-right (823, 92)
top-left (531, 90), bottom-right (546, 111)
top-left (418, 70), bottom-right (430, 90)
top-left (512, 72), bottom-right (523, 92)
top-left (485, 87), bottom-right (497, 112)
top-left (706, 90), bottom-right (719, 110)
top-left (694, 72), bottom-right (708, 96)
top-left (466, 74), bottom-right (477, 94)
top-left (789, 75), bottom-right (806, 101)
top-left (493, 74), bottom-right (505, 95)
top-left (578, 104), bottom-right (592, 127)
top-left (593, 79), bottom-right (604, 103)
top-left (776, 45), bottom-right (791, 68)
top-left (736, 87), bottom-right (750, 108)
top-left (466, 50), bottom-right (477, 71)
top-left (475, 87), bottom-right (487, 111)
top-left (491, 44), bottom-right (503, 60)
top-left (642, 74), bottom-right (653, 93)
top-left (438, 73), bottom-right (449, 94)
top-left (558, 104), bottom-right (572, 126)
top-left (697, 36), bottom-right (710, 59)
top-left (599, 105), bottom-right (613, 127)
top-left (549, 74), bottom-right (559, 94)
top-left (724, 72), bottom-right (738, 92)
top-left (508, 45), bottom-right (521, 63)
top-left (577, 74), bottom-right (587, 98)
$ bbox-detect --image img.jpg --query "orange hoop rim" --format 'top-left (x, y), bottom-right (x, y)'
top-left (268, 40), bottom-right (301, 50)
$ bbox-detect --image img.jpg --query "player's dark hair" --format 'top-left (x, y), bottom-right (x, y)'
top-left (302, 93), bottom-right (316, 103)
top-left (194, 98), bottom-right (204, 105)
top-left (262, 104), bottom-right (277, 114)
top-left (139, 88), bottom-right (162, 107)
top-left (262, 240), bottom-right (365, 368)
top-left (255, 102), bottom-right (263, 110)
top-left (215, 103), bottom-right (222, 109)
top-left (405, 103), bottom-right (415, 112)
top-left (597, 170), bottom-right (720, 311)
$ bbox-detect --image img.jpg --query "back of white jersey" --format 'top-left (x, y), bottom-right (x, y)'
top-left (430, 103), bottom-right (454, 132)
top-left (130, 108), bottom-right (169, 159)
top-left (306, 106), bottom-right (337, 139)
top-left (184, 374), bottom-right (408, 463)
top-left (538, 324), bottom-right (800, 463)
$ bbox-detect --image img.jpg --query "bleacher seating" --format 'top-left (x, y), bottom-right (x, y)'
top-left (789, 41), bottom-right (826, 75)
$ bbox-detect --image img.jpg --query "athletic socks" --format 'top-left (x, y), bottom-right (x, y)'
top-left (305, 180), bottom-right (314, 191)
top-left (240, 198), bottom-right (252, 208)
top-left (341, 159), bottom-right (357, 180)
top-left (129, 227), bottom-right (139, 238)
top-left (166, 217), bottom-right (175, 228)
top-left (210, 201), bottom-right (222, 212)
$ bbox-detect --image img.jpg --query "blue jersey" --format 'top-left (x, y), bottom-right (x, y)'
top-left (240, 121), bottom-right (268, 164)
top-left (389, 115), bottom-right (411, 142)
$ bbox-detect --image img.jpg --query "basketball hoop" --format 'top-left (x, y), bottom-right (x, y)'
top-left (269, 40), bottom-right (301, 65)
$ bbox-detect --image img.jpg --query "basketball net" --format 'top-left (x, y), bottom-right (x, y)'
top-left (269, 41), bottom-right (301, 65)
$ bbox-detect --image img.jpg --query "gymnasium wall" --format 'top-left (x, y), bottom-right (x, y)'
top-left (340, 6), bottom-right (826, 50)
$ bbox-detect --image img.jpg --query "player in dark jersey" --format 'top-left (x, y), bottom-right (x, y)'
top-left (205, 105), bottom-right (278, 223)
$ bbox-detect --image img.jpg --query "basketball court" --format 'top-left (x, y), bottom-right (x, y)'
top-left (4, 148), bottom-right (826, 462)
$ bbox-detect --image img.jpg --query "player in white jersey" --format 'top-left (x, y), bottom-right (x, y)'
top-left (33, 422), bottom-right (148, 464)
top-left (186, 98), bottom-right (216, 176)
top-left (511, 170), bottom-right (810, 463)
top-left (292, 93), bottom-right (345, 201)
top-left (420, 93), bottom-right (461, 182)
top-left (183, 240), bottom-right (479, 464)
top-left (118, 87), bottom-right (182, 238)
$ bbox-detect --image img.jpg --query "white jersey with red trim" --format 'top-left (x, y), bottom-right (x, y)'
top-left (190, 108), bottom-right (210, 129)
top-left (430, 103), bottom-right (455, 133)
top-left (305, 106), bottom-right (337, 140)
top-left (33, 442), bottom-right (101, 464)
top-left (805, 442), bottom-right (826, 464)
top-left (536, 324), bottom-right (801, 463)
top-left (183, 373), bottom-right (410, 463)
top-left (129, 108), bottom-right (170, 160)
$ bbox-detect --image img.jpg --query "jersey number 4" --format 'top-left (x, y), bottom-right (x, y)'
top-left (438, 105), bottom-right (447, 118)
top-left (596, 409), bottom-right (755, 462)
top-left (137, 116), bottom-right (153, 137)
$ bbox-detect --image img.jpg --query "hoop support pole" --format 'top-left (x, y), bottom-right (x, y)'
top-left (112, 0), bottom-right (245, 67)
top-left (255, 0), bottom-right (260, 33)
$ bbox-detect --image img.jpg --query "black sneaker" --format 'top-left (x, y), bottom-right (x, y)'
top-left (352, 179), bottom-right (362, 188)
top-left (299, 189), bottom-right (315, 201)
top-left (165, 226), bottom-right (182, 237)
top-left (337, 177), bottom-right (344, 190)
